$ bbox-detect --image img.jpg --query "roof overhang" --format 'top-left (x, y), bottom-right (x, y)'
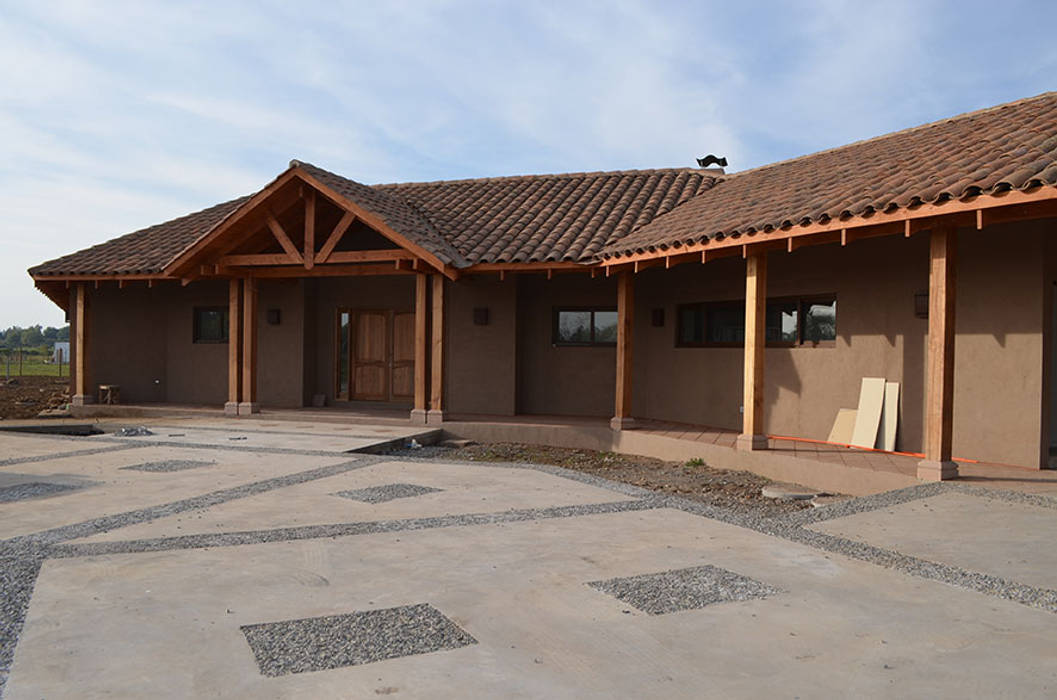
top-left (599, 185), bottom-right (1057, 271)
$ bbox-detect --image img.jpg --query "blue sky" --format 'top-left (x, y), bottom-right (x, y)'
top-left (2, 0), bottom-right (1055, 327)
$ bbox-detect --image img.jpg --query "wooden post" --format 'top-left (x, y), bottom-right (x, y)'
top-left (737, 253), bottom-right (768, 450)
top-left (239, 276), bottom-right (259, 414)
top-left (71, 283), bottom-right (92, 405)
top-left (918, 225), bottom-right (959, 480)
top-left (610, 271), bottom-right (636, 430)
top-left (224, 279), bottom-right (243, 416)
top-left (427, 274), bottom-right (445, 424)
top-left (411, 273), bottom-right (429, 424)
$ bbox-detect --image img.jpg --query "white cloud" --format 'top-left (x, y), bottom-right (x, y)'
top-left (1, 0), bottom-right (1056, 327)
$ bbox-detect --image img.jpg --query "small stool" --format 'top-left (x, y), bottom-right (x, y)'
top-left (98, 384), bottom-right (121, 405)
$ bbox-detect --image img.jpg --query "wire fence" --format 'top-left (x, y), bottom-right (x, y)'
top-left (1, 349), bottom-right (68, 378)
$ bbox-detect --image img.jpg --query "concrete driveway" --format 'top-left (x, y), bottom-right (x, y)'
top-left (1, 419), bottom-right (1055, 698)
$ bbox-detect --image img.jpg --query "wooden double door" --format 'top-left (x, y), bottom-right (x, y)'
top-left (336, 309), bottom-right (415, 402)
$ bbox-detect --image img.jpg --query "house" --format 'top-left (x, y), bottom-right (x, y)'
top-left (29, 93), bottom-right (1057, 481)
top-left (52, 341), bottom-right (69, 364)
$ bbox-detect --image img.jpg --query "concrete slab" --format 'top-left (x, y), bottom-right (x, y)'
top-left (809, 490), bottom-right (1057, 590)
top-left (8, 508), bottom-right (1057, 699)
top-left (71, 460), bottom-right (638, 543)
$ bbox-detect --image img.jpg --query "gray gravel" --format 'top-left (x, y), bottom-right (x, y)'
top-left (0, 482), bottom-right (82, 503)
top-left (51, 497), bottom-right (657, 558)
top-left (240, 603), bottom-right (476, 676)
top-left (334, 483), bottom-right (443, 503)
top-left (120, 459), bottom-right (214, 473)
top-left (0, 557), bottom-right (41, 697)
top-left (0, 444), bottom-right (137, 469)
top-left (588, 564), bottom-right (781, 615)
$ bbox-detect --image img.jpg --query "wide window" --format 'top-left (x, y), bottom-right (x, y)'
top-left (193, 307), bottom-right (229, 343)
top-left (675, 295), bottom-right (835, 348)
top-left (553, 308), bottom-right (618, 346)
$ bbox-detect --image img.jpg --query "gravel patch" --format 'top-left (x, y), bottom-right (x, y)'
top-left (114, 426), bottom-right (155, 437)
top-left (784, 482), bottom-right (946, 527)
top-left (4, 459), bottom-right (371, 549)
top-left (588, 564), bottom-right (781, 615)
top-left (0, 482), bottom-right (83, 503)
top-left (334, 483), bottom-right (443, 504)
top-left (120, 459), bottom-right (214, 473)
top-left (0, 556), bottom-right (41, 697)
top-left (51, 498), bottom-right (658, 558)
top-left (241, 603), bottom-right (476, 676)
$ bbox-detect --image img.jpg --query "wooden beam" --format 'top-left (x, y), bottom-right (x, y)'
top-left (218, 263), bottom-right (415, 279)
top-left (225, 279), bottom-right (242, 414)
top-left (73, 283), bottom-right (88, 403)
top-left (633, 258), bottom-right (664, 273)
top-left (701, 247), bottom-right (742, 264)
top-left (240, 277), bottom-right (259, 412)
top-left (266, 212), bottom-right (303, 264)
top-left (462, 261), bottom-right (589, 274)
top-left (218, 254), bottom-right (297, 267)
top-left (317, 211), bottom-right (355, 263)
top-left (326, 250), bottom-right (414, 264)
top-left (918, 225), bottom-right (959, 480)
top-left (304, 189), bottom-right (315, 270)
top-left (429, 274), bottom-right (445, 421)
top-left (611, 271), bottom-right (635, 430)
top-left (412, 273), bottom-right (428, 423)
top-left (737, 253), bottom-right (768, 450)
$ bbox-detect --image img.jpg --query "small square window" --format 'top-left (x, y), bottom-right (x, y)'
top-left (193, 307), bottom-right (229, 343)
top-left (554, 308), bottom-right (617, 346)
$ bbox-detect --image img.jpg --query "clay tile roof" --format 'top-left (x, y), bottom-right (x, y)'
top-left (293, 161), bottom-right (467, 267)
top-left (29, 196), bottom-right (251, 277)
top-left (600, 92), bottom-right (1057, 259)
top-left (377, 168), bottom-right (716, 264)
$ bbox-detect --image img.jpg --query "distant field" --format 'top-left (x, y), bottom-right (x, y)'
top-left (0, 356), bottom-right (69, 377)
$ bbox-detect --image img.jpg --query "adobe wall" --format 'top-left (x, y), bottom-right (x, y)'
top-left (515, 273), bottom-right (618, 417)
top-left (630, 221), bottom-right (1049, 468)
top-left (444, 277), bottom-right (518, 416)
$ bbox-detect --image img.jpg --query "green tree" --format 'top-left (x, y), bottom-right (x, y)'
top-left (21, 326), bottom-right (44, 348)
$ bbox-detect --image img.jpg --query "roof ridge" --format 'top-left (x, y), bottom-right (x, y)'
top-left (724, 91), bottom-right (1057, 180)
top-left (373, 166), bottom-right (706, 188)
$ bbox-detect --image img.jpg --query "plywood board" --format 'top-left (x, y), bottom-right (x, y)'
top-left (827, 408), bottom-right (858, 444)
top-left (879, 381), bottom-right (900, 452)
top-left (850, 377), bottom-right (886, 449)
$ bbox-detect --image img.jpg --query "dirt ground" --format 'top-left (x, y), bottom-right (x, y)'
top-left (0, 375), bottom-right (69, 419)
top-left (408, 442), bottom-right (815, 516)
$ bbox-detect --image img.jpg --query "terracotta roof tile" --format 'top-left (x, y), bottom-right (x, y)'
top-left (30, 196), bottom-right (250, 277)
top-left (601, 92), bottom-right (1057, 259)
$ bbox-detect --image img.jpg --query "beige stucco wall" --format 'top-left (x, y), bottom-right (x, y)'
top-left (444, 277), bottom-right (517, 416)
top-left (516, 274), bottom-right (618, 416)
top-left (82, 285), bottom-right (168, 403)
top-left (257, 279), bottom-right (306, 408)
top-left (163, 281), bottom-right (229, 406)
top-left (630, 221), bottom-right (1050, 467)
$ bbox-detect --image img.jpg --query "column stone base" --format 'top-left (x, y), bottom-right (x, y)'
top-left (71, 394), bottom-right (94, 406)
top-left (917, 459), bottom-right (959, 481)
top-left (223, 401), bottom-right (240, 417)
top-left (237, 402), bottom-right (260, 415)
top-left (610, 416), bottom-right (637, 431)
top-left (410, 408), bottom-right (428, 425)
top-left (426, 409), bottom-right (445, 425)
top-left (736, 433), bottom-right (769, 451)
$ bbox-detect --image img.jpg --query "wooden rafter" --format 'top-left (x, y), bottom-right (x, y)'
top-left (317, 211), bottom-right (356, 263)
top-left (304, 190), bottom-right (315, 269)
top-left (265, 212), bottom-right (303, 264)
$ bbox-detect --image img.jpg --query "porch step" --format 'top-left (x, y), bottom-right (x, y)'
top-left (350, 429), bottom-right (443, 454)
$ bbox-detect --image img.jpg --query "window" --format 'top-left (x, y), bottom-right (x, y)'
top-left (193, 307), bottom-right (229, 343)
top-left (675, 295), bottom-right (835, 348)
top-left (554, 308), bottom-right (618, 346)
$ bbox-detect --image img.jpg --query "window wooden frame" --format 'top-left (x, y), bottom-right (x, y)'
top-left (675, 294), bottom-right (836, 348)
top-left (192, 306), bottom-right (229, 344)
top-left (552, 306), bottom-right (618, 347)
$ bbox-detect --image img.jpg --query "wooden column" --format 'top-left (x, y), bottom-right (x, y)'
top-left (918, 225), bottom-right (959, 480)
top-left (411, 273), bottom-right (429, 424)
top-left (610, 271), bottom-right (636, 430)
top-left (224, 279), bottom-right (243, 416)
top-left (737, 253), bottom-right (768, 450)
top-left (71, 283), bottom-right (91, 405)
top-left (239, 276), bottom-right (259, 414)
top-left (427, 274), bottom-right (445, 424)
